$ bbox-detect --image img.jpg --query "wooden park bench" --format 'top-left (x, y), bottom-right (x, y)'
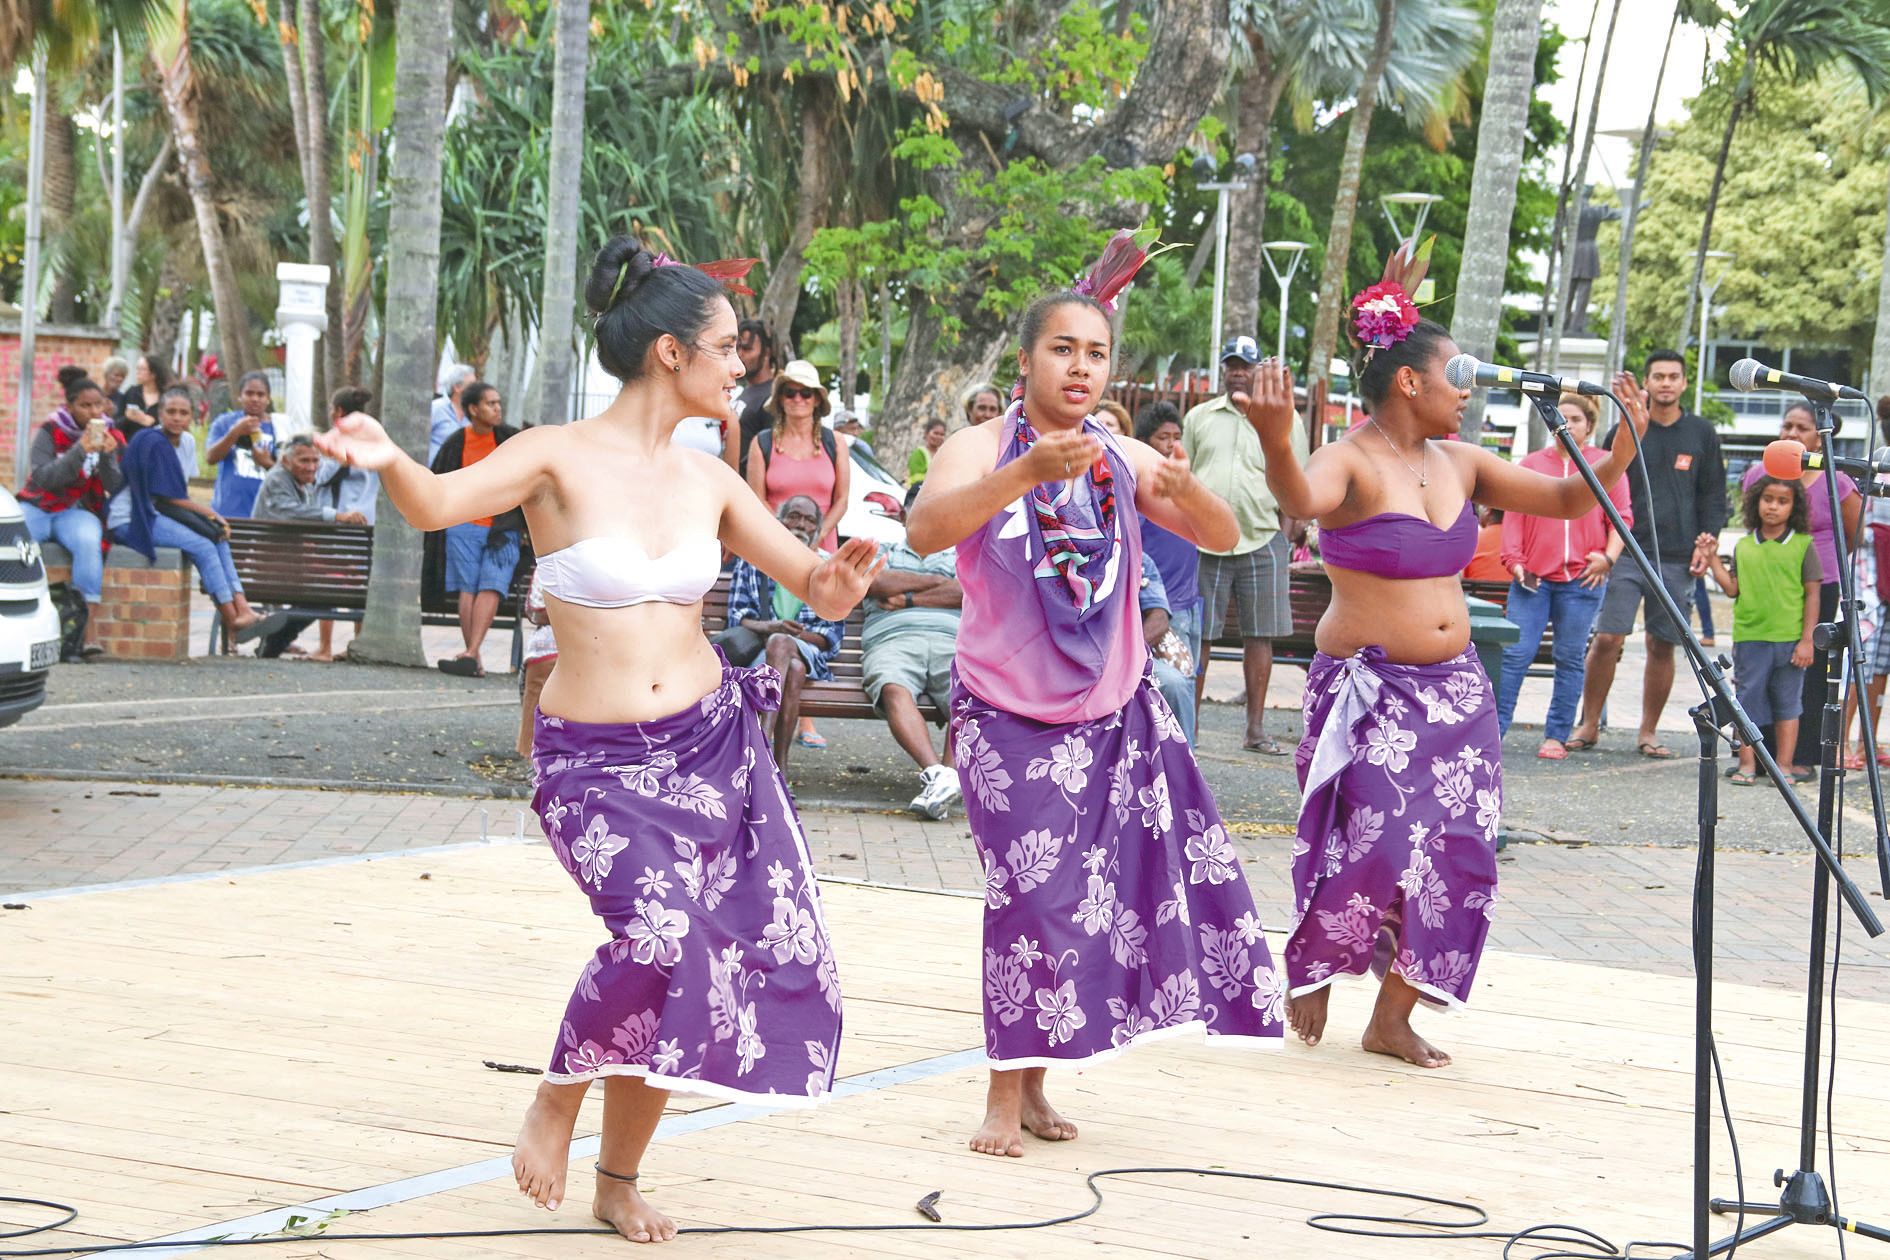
top-left (699, 573), bottom-right (945, 768)
top-left (214, 519), bottom-right (533, 669)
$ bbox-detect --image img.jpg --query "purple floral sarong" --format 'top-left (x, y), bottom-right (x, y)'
top-left (1287, 646), bottom-right (1502, 1009)
top-left (530, 655), bottom-right (841, 1106)
top-left (952, 667), bottom-right (1286, 1067)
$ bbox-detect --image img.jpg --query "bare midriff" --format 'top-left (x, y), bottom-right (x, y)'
top-left (535, 598), bottom-right (725, 725)
top-left (1315, 565), bottom-right (1471, 665)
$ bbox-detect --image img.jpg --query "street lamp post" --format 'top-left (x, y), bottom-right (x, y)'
top-left (1196, 152), bottom-right (1257, 392)
top-left (1696, 249), bottom-right (1733, 415)
top-left (1262, 241), bottom-right (1310, 364)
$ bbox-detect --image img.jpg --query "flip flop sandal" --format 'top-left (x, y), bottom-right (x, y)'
top-left (233, 610), bottom-right (290, 644)
top-left (1244, 735), bottom-right (1287, 756)
top-left (1728, 772), bottom-right (1758, 786)
top-left (1637, 742), bottom-right (1676, 760)
top-left (1536, 741), bottom-right (1569, 760)
top-left (796, 732), bottom-right (829, 750)
top-left (1564, 735), bottom-right (1597, 751)
top-left (437, 656), bottom-right (485, 678)
top-left (1790, 767), bottom-right (1816, 783)
top-left (79, 644), bottom-right (105, 661)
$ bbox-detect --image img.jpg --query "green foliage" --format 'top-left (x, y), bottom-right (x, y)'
top-left (1604, 71), bottom-right (1890, 369)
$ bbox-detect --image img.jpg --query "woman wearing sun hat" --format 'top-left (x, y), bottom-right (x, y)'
top-left (743, 359), bottom-right (851, 551)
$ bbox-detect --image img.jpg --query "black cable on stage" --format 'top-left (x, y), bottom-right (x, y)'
top-left (0, 1167), bottom-right (1693, 1259)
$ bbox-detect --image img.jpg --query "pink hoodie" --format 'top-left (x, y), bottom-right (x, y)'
top-left (1498, 445), bottom-right (1634, 584)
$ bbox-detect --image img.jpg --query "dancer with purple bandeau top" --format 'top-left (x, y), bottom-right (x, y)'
top-left (908, 233), bottom-right (1286, 1160)
top-left (1249, 244), bottom-right (1649, 1068)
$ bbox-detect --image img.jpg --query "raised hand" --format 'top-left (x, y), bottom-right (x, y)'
top-left (1611, 370), bottom-right (1651, 446)
top-left (1019, 428), bottom-right (1105, 487)
top-left (1233, 358), bottom-right (1297, 449)
top-left (314, 411), bottom-right (403, 472)
top-left (1149, 444), bottom-right (1192, 503)
top-left (806, 536), bottom-right (886, 621)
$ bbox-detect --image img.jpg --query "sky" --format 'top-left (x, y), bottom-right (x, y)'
top-left (1537, 0), bottom-right (1723, 191)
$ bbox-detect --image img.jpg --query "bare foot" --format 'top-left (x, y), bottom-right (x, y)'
top-left (969, 1096), bottom-right (1026, 1158)
top-left (1287, 986), bottom-right (1330, 1046)
top-left (1361, 1015), bottom-right (1452, 1068)
top-left (594, 1174), bottom-right (676, 1244)
top-left (308, 651), bottom-right (334, 663)
top-left (1019, 1079), bottom-right (1077, 1143)
top-left (512, 1081), bottom-right (585, 1209)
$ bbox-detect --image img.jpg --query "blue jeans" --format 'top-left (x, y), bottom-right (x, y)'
top-left (114, 514), bottom-right (245, 605)
top-left (1496, 577), bottom-right (1606, 742)
top-left (1168, 598), bottom-right (1203, 677)
top-left (20, 500), bottom-right (103, 603)
top-left (1152, 659), bottom-right (1198, 745)
top-left (1695, 574), bottom-right (1716, 640)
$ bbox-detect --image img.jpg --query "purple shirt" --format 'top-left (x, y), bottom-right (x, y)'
top-left (1741, 464), bottom-right (1856, 585)
top-left (1141, 519), bottom-right (1200, 611)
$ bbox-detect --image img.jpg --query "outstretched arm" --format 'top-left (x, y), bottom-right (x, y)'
top-left (1468, 371), bottom-right (1653, 520)
top-left (314, 412), bottom-right (554, 530)
top-left (714, 458), bottom-right (881, 620)
top-left (1122, 436), bottom-right (1238, 551)
top-left (905, 424), bottom-right (1100, 556)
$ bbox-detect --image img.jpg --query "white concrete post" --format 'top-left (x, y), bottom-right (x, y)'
top-left (274, 262), bottom-right (331, 434)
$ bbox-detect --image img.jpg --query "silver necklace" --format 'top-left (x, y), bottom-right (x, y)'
top-left (1370, 418), bottom-right (1427, 487)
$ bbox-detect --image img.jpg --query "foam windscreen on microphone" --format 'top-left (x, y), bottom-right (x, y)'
top-left (1728, 358), bottom-right (1763, 393)
top-left (1762, 438), bottom-right (1808, 479)
top-left (1443, 353), bottom-right (1479, 391)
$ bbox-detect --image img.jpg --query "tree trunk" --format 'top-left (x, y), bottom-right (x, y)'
top-left (1305, 0), bottom-right (1399, 399)
top-left (340, 48), bottom-right (379, 387)
top-left (349, 0), bottom-right (452, 668)
top-left (1605, 7), bottom-right (1679, 382)
top-left (757, 80), bottom-right (837, 357)
top-left (524, 0), bottom-right (590, 426)
top-left (872, 0), bottom-right (1229, 472)
top-left (42, 111), bottom-right (78, 321)
top-left (837, 275), bottom-right (862, 409)
top-left (1679, 60), bottom-right (1750, 355)
top-left (145, 250), bottom-right (189, 367)
top-left (1547, 0), bottom-right (1621, 374)
top-left (276, 0), bottom-right (312, 192)
top-left (150, 0), bottom-right (260, 376)
top-left (1451, 0), bottom-right (1545, 440)
top-left (1532, 0), bottom-right (1601, 368)
top-left (299, 0), bottom-right (344, 395)
top-left (1222, 34), bottom-right (1283, 344)
top-left (1871, 166), bottom-right (1890, 401)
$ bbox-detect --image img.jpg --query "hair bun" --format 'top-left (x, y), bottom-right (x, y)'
top-left (586, 236), bottom-right (657, 316)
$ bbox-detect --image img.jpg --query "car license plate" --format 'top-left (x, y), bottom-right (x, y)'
top-left (29, 639), bottom-right (58, 670)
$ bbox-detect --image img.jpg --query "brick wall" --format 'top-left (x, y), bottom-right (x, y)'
top-left (1, 324), bottom-right (124, 487)
top-left (42, 543), bottom-right (194, 661)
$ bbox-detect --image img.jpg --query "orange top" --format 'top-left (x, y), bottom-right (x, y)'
top-left (1461, 522), bottom-right (1510, 583)
top-left (462, 427), bottom-right (498, 527)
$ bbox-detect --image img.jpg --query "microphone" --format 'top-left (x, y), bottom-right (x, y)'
top-left (1443, 353), bottom-right (1608, 397)
top-left (1729, 358), bottom-right (1868, 403)
top-left (1762, 438), bottom-right (1890, 481)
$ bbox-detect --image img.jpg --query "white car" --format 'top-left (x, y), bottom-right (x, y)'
top-left (835, 441), bottom-right (909, 547)
top-left (0, 484), bottom-right (62, 728)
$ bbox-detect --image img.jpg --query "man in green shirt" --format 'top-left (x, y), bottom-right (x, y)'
top-left (1182, 335), bottom-right (1308, 754)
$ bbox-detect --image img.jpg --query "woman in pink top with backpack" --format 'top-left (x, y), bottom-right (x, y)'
top-left (1494, 392), bottom-right (1633, 760)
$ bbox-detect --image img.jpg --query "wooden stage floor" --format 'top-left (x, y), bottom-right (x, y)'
top-left (5, 841), bottom-right (1890, 1258)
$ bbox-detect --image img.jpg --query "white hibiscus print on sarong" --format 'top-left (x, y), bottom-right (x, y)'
top-left (611, 1009), bottom-right (660, 1061)
top-left (735, 1002), bottom-right (765, 1074)
top-left (1415, 684), bottom-right (1467, 726)
top-left (562, 1038), bottom-right (622, 1075)
top-left (761, 896), bottom-right (821, 965)
top-left (1027, 734), bottom-right (1093, 795)
top-left (661, 772), bottom-right (728, 820)
top-left (1010, 935), bottom-right (1044, 967)
top-left (672, 836), bottom-right (737, 910)
top-left (1034, 980), bottom-right (1087, 1046)
top-left (1106, 998), bottom-right (1156, 1047)
top-left (1475, 787), bottom-right (1503, 842)
top-left (1073, 875), bottom-right (1116, 935)
top-left (1430, 754), bottom-right (1476, 819)
top-left (1184, 813), bottom-right (1239, 885)
top-left (981, 849), bottom-right (1012, 909)
top-left (1199, 923), bottom-right (1254, 999)
top-left (1464, 888), bottom-right (1499, 920)
top-left (1399, 846), bottom-right (1452, 931)
top-left (1363, 715), bottom-right (1416, 772)
top-left (956, 718), bottom-right (1014, 812)
top-left (804, 1040), bottom-right (832, 1097)
top-left (607, 751), bottom-right (678, 797)
top-left (650, 1038), bottom-right (685, 1076)
top-left (574, 816), bottom-right (629, 889)
top-left (1150, 692), bottom-right (1186, 743)
top-left (623, 898), bottom-right (689, 965)
top-left (1315, 892), bottom-right (1381, 956)
top-left (1138, 772), bottom-right (1172, 831)
top-left (1251, 965), bottom-right (1288, 1025)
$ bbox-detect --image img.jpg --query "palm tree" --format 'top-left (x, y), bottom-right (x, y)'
top-left (1873, 162), bottom-right (1890, 396)
top-left (1604, 4), bottom-right (1683, 381)
top-left (1450, 0), bottom-right (1545, 439)
top-left (524, 0), bottom-right (589, 427)
top-left (1545, 0), bottom-right (1622, 373)
top-left (348, 0), bottom-right (453, 667)
top-left (1677, 0), bottom-right (1890, 351)
top-left (148, 0), bottom-right (261, 375)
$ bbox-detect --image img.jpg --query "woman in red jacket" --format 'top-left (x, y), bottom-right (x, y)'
top-left (1494, 393), bottom-right (1633, 759)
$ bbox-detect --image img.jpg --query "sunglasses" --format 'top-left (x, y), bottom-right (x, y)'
top-left (779, 386), bottom-right (818, 402)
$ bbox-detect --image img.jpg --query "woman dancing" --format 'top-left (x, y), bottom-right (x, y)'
top-left (1247, 252), bottom-right (1648, 1067)
top-left (316, 236), bottom-right (880, 1242)
top-left (909, 233), bottom-right (1284, 1159)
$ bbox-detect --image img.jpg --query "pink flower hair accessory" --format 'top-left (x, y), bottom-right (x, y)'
top-left (1351, 281), bottom-right (1421, 351)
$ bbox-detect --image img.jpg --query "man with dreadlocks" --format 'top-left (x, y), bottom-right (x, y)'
top-left (908, 232), bottom-right (1285, 1160)
top-left (1249, 241), bottom-right (1649, 1068)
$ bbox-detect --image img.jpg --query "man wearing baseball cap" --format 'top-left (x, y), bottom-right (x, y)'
top-left (1182, 335), bottom-right (1307, 754)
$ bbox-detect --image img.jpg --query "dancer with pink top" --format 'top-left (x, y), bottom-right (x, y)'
top-left (908, 234), bottom-right (1285, 1159)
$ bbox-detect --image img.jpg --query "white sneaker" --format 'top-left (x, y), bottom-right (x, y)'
top-left (909, 765), bottom-right (962, 820)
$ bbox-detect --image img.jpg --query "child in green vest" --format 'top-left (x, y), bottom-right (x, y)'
top-left (1706, 475), bottom-right (1822, 785)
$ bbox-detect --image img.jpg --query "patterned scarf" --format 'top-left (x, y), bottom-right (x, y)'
top-left (1004, 398), bottom-right (1119, 614)
top-left (19, 409), bottom-right (103, 516)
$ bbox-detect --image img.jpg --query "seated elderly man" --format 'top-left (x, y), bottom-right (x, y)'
top-left (248, 435), bottom-right (371, 659)
top-left (862, 539), bottom-right (963, 819)
top-left (1140, 552), bottom-right (1199, 743)
top-left (712, 495), bottom-right (844, 765)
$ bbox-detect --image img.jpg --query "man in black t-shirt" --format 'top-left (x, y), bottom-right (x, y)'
top-left (727, 318), bottom-right (779, 476)
top-left (1571, 349), bottom-right (1728, 758)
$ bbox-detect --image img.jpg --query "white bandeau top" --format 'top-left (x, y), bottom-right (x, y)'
top-left (534, 535), bottom-right (721, 609)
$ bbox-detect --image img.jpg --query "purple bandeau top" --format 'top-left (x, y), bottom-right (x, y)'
top-left (1320, 502), bottom-right (1478, 579)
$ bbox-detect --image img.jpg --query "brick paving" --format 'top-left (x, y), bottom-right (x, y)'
top-left (6, 778), bottom-right (1886, 1005)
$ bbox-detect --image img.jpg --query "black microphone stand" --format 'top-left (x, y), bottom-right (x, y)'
top-left (1520, 390), bottom-right (1884, 1260)
top-left (1691, 397), bottom-right (1890, 1256)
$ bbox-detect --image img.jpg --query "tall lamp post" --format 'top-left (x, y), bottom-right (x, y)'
top-left (1381, 191), bottom-right (1442, 261)
top-left (1194, 152), bottom-right (1257, 392)
top-left (1696, 249), bottom-right (1733, 415)
top-left (1262, 241), bottom-right (1310, 364)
